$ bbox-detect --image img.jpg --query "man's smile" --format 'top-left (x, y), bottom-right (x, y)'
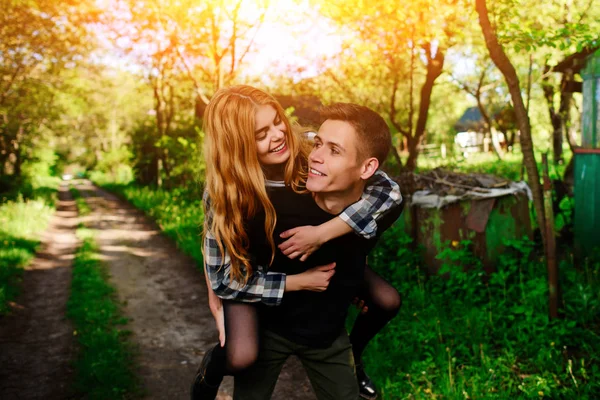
top-left (309, 167), bottom-right (326, 177)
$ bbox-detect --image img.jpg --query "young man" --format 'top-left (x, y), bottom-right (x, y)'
top-left (234, 103), bottom-right (402, 399)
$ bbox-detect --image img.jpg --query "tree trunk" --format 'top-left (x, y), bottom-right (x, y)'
top-left (476, 98), bottom-right (503, 160)
top-left (476, 0), bottom-right (547, 247)
top-left (13, 125), bottom-right (24, 177)
top-left (555, 72), bottom-right (573, 163)
top-left (405, 136), bottom-right (420, 171)
top-left (405, 44), bottom-right (445, 171)
top-left (390, 145), bottom-right (403, 173)
top-left (543, 66), bottom-right (573, 165)
top-left (195, 95), bottom-right (208, 121)
top-left (507, 130), bottom-right (516, 150)
top-left (551, 115), bottom-right (563, 163)
top-left (490, 127), bottom-right (505, 158)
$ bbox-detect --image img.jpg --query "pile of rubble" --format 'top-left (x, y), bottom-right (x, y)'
top-left (394, 168), bottom-right (530, 209)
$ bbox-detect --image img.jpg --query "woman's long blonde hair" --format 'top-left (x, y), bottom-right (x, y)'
top-left (203, 85), bottom-right (310, 284)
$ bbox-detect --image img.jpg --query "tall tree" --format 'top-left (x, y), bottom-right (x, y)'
top-left (104, 0), bottom-right (268, 184)
top-left (313, 0), bottom-right (466, 171)
top-left (476, 0), bottom-right (546, 244)
top-left (0, 0), bottom-right (96, 177)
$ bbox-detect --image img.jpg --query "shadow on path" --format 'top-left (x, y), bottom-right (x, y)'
top-left (0, 183), bottom-right (79, 400)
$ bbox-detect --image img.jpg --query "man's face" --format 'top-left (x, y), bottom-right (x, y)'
top-left (306, 119), bottom-right (363, 193)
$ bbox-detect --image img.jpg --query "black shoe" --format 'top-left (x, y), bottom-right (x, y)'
top-left (356, 363), bottom-right (378, 400)
top-left (191, 347), bottom-right (223, 400)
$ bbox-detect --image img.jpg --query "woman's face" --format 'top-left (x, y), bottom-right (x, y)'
top-left (254, 104), bottom-right (291, 167)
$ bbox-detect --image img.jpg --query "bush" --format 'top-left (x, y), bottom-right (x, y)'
top-left (363, 229), bottom-right (600, 399)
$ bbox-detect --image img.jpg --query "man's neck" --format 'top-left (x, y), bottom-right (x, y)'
top-left (313, 182), bottom-right (365, 215)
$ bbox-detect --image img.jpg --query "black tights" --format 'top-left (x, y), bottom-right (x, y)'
top-left (204, 266), bottom-right (401, 381)
top-left (204, 301), bottom-right (260, 383)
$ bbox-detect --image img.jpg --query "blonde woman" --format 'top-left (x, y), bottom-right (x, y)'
top-left (193, 85), bottom-right (402, 400)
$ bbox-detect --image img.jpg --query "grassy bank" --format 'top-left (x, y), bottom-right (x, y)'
top-left (0, 177), bottom-right (60, 314)
top-left (67, 187), bottom-right (139, 399)
top-left (363, 223), bottom-right (600, 399)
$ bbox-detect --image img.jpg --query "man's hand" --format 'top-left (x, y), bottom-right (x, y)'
top-left (279, 225), bottom-right (324, 261)
top-left (285, 262), bottom-right (336, 292)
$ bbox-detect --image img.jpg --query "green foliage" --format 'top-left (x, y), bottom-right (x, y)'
top-left (88, 166), bottom-right (134, 186)
top-left (67, 226), bottom-right (139, 399)
top-left (554, 195), bottom-right (574, 235)
top-left (413, 150), bottom-right (524, 180)
top-left (94, 146), bottom-right (134, 181)
top-left (0, 185), bottom-right (57, 314)
top-left (363, 228), bottom-right (600, 399)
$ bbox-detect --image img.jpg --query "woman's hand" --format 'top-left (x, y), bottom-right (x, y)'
top-left (279, 225), bottom-right (324, 261)
top-left (352, 297), bottom-right (369, 314)
top-left (286, 262), bottom-right (336, 292)
top-left (204, 268), bottom-right (225, 346)
top-left (207, 287), bottom-right (226, 346)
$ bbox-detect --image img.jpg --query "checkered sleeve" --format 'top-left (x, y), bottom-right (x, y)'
top-left (203, 192), bottom-right (286, 306)
top-left (338, 170), bottom-right (403, 239)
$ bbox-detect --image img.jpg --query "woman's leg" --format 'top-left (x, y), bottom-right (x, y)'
top-left (222, 300), bottom-right (260, 372)
top-left (191, 300), bottom-right (260, 399)
top-left (349, 266), bottom-right (402, 363)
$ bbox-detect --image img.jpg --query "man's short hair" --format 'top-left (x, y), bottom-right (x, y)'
top-left (319, 103), bottom-right (391, 165)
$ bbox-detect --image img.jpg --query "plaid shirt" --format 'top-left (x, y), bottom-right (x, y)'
top-left (204, 170), bottom-right (402, 306)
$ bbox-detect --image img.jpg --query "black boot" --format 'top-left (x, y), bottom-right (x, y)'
top-left (356, 362), bottom-right (378, 400)
top-left (190, 347), bottom-right (223, 400)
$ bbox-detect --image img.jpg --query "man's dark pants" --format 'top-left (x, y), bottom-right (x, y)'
top-left (234, 329), bottom-right (359, 400)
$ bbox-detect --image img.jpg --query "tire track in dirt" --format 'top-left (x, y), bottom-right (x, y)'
top-left (0, 183), bottom-right (79, 400)
top-left (75, 180), bottom-right (316, 400)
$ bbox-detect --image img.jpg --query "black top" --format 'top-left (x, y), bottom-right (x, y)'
top-left (247, 186), bottom-right (401, 348)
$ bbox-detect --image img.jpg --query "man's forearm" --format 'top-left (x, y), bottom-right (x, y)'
top-left (318, 217), bottom-right (353, 243)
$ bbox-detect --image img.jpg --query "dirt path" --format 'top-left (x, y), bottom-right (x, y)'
top-left (75, 180), bottom-right (315, 400)
top-left (0, 183), bottom-right (79, 400)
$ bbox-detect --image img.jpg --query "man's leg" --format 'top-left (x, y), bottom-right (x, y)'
top-left (234, 330), bottom-right (294, 400)
top-left (350, 266), bottom-right (401, 399)
top-left (297, 330), bottom-right (359, 400)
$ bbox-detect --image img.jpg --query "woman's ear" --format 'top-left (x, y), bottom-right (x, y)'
top-left (360, 157), bottom-right (379, 180)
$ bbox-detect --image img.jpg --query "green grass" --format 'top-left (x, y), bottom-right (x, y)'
top-left (69, 185), bottom-right (91, 216)
top-left (412, 149), bottom-right (570, 182)
top-left (99, 182), bottom-right (205, 267)
top-left (0, 178), bottom-right (60, 314)
top-left (360, 224), bottom-right (600, 399)
top-left (67, 189), bottom-right (139, 399)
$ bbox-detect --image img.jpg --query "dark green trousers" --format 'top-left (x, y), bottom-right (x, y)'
top-left (234, 329), bottom-right (359, 400)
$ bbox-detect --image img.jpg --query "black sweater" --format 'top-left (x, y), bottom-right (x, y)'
top-left (247, 186), bottom-right (401, 348)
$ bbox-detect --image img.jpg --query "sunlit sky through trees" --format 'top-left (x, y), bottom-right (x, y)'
top-left (92, 0), bottom-right (348, 82)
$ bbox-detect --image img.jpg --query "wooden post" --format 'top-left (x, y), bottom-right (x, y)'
top-left (542, 153), bottom-right (559, 319)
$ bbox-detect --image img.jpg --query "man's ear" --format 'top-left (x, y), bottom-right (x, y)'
top-left (360, 157), bottom-right (379, 180)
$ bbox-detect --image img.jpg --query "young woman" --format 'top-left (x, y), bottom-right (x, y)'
top-left (192, 85), bottom-right (402, 400)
